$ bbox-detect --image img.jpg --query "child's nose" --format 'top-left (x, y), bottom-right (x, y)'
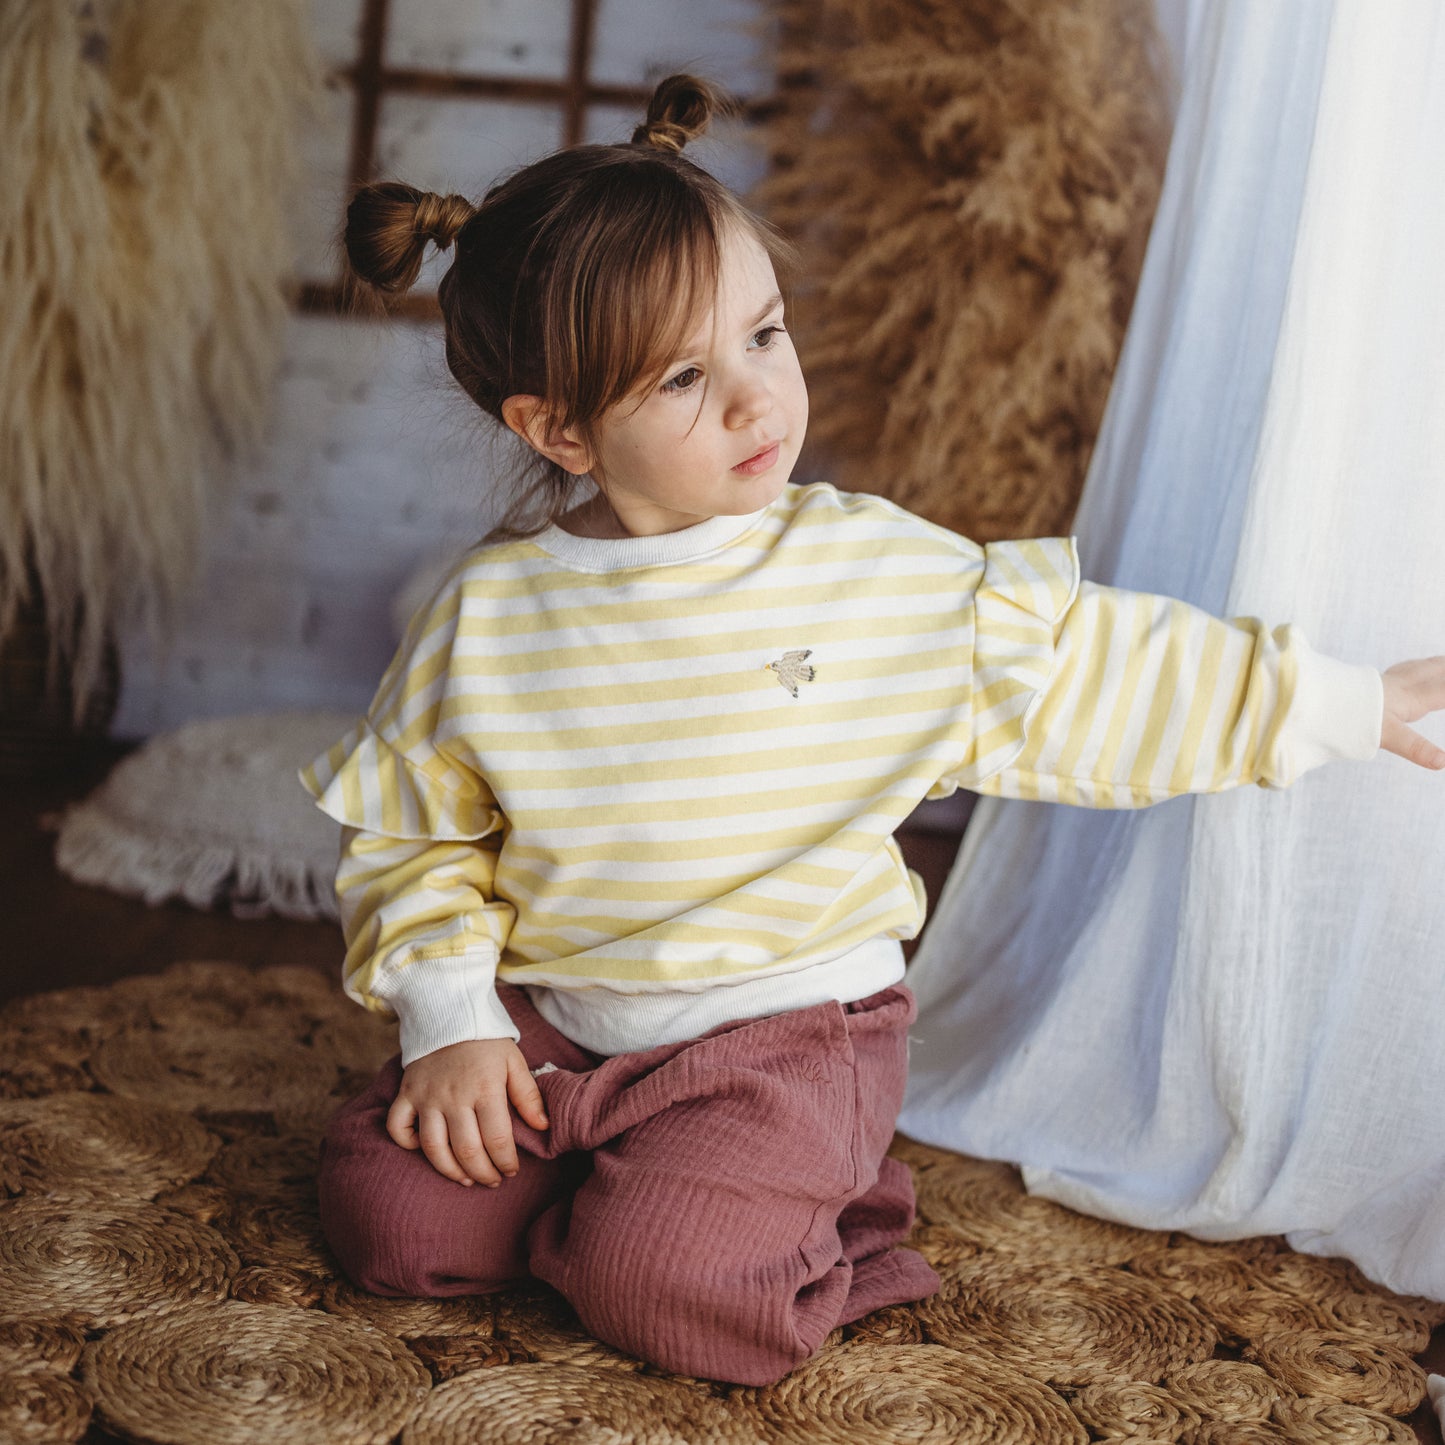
top-left (725, 375), bottom-right (774, 428)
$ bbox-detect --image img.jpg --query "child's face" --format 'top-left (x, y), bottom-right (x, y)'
top-left (587, 225), bottom-right (809, 536)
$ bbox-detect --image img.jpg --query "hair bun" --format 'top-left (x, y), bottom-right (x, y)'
top-left (413, 190), bottom-right (475, 249)
top-left (343, 181), bottom-right (475, 295)
top-left (631, 74), bottom-right (733, 153)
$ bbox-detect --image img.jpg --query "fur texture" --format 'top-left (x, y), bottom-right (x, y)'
top-left (752, 0), bottom-right (1171, 539)
top-left (0, 0), bottom-right (320, 712)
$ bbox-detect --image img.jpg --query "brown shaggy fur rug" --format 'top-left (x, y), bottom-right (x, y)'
top-left (754, 0), bottom-right (1171, 541)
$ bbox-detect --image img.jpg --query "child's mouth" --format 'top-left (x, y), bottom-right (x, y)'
top-left (733, 441), bottom-right (780, 476)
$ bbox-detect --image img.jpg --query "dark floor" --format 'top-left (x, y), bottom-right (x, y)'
top-left (4, 742), bottom-right (1442, 1442)
top-left (3, 741), bottom-right (343, 1005)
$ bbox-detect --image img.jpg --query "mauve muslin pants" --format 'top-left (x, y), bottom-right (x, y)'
top-left (316, 981), bottom-right (940, 1385)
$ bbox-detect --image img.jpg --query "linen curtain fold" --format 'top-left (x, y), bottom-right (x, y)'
top-left (900, 0), bottom-right (1445, 1298)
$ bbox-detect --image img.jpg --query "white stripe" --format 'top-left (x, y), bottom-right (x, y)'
top-left (502, 841), bottom-right (882, 885)
top-left (445, 628), bottom-right (969, 685)
top-left (496, 795), bottom-right (919, 847)
top-left (479, 713), bottom-right (964, 769)
top-left (440, 670), bottom-right (969, 733)
top-left (499, 754), bottom-right (943, 810)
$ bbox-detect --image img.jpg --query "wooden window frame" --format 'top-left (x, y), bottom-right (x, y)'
top-left (297, 0), bottom-right (652, 321)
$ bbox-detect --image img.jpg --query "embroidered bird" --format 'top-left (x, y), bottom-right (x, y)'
top-left (766, 649), bottom-right (815, 697)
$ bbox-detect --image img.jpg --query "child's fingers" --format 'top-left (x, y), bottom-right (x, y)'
top-left (445, 1106), bottom-right (505, 1188)
top-left (1381, 714), bottom-right (1445, 771)
top-left (1383, 656), bottom-right (1445, 721)
top-left (415, 1109), bottom-right (467, 1185)
top-left (475, 1093), bottom-right (520, 1179)
top-left (385, 1095), bottom-right (422, 1151)
top-left (506, 1051), bottom-right (550, 1131)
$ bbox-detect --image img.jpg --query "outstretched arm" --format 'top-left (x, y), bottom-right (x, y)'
top-left (966, 581), bottom-right (1394, 808)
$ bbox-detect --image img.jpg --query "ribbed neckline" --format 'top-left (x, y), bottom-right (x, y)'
top-left (530, 503), bottom-right (773, 571)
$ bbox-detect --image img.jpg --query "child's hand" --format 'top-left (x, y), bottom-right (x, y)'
top-left (387, 1037), bottom-right (549, 1187)
top-left (1381, 657), bottom-right (1445, 770)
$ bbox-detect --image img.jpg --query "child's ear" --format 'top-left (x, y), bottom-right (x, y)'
top-left (500, 395), bottom-right (593, 474)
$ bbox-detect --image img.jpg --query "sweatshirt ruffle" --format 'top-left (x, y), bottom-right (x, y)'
top-left (948, 536), bottom-right (1081, 789)
top-left (300, 719), bottom-right (503, 842)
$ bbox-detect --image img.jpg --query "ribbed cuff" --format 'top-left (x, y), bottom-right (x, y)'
top-left (1286, 646), bottom-right (1383, 776)
top-left (376, 951), bottom-right (520, 1066)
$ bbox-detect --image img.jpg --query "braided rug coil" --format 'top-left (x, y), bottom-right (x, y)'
top-left (0, 1371), bottom-right (94, 1444)
top-left (0, 960), bottom-right (1439, 1445)
top-left (83, 1302), bottom-right (431, 1445)
top-left (0, 1092), bottom-right (218, 1203)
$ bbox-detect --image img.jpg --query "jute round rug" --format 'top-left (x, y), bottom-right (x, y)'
top-left (1, 960), bottom-right (1439, 1444)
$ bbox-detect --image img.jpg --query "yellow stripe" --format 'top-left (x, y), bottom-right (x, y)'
top-left (1087, 595), bottom-right (1155, 782)
top-left (495, 730), bottom-right (962, 789)
top-left (1128, 610), bottom-right (1188, 786)
top-left (453, 536), bottom-right (972, 599)
top-left (503, 822), bottom-right (893, 866)
top-left (1169, 616), bottom-right (1226, 793)
top-left (442, 688), bottom-right (973, 751)
top-left (1234, 628), bottom-right (1271, 787)
top-left (1029, 587), bottom-right (1097, 778)
top-left (427, 646), bottom-right (967, 716)
top-left (1207, 627), bottom-right (1260, 790)
top-left (438, 575), bottom-right (980, 639)
top-left (439, 614), bottom-right (965, 675)
top-left (511, 915), bottom-right (810, 961)
top-left (498, 861), bottom-right (850, 905)
top-left (511, 887), bottom-right (831, 936)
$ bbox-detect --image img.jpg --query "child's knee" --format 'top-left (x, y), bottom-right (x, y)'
top-left (318, 1094), bottom-right (587, 1298)
top-left (618, 1259), bottom-right (825, 1384)
top-left (316, 1130), bottom-right (425, 1295)
top-left (536, 1223), bottom-right (825, 1385)
top-left (319, 1156), bottom-right (527, 1297)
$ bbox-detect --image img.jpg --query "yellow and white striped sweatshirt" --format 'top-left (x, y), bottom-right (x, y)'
top-left (302, 483), bottom-right (1382, 1061)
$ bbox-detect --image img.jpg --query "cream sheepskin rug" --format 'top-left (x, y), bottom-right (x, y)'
top-left (52, 713), bottom-right (348, 922)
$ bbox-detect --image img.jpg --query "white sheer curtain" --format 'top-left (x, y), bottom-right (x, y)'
top-left (899, 0), bottom-right (1445, 1299)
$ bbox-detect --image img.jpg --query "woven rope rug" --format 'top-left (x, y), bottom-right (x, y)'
top-left (2, 961), bottom-right (1439, 1444)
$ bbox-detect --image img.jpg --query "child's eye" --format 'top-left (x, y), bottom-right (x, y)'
top-left (662, 366), bottom-right (701, 395)
top-left (750, 325), bottom-right (784, 350)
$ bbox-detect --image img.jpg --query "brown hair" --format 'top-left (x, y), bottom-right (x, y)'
top-left (343, 75), bottom-right (797, 541)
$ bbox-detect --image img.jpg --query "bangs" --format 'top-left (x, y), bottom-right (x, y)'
top-left (542, 175), bottom-right (725, 432)
top-left (605, 223), bottom-right (721, 415)
top-left (531, 152), bottom-right (796, 434)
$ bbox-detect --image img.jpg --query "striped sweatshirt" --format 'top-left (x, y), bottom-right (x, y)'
top-left (301, 483), bottom-right (1383, 1061)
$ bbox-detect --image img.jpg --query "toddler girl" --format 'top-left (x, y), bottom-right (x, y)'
top-left (304, 75), bottom-right (1445, 1386)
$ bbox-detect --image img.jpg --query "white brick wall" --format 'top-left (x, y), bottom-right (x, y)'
top-left (113, 0), bottom-right (768, 737)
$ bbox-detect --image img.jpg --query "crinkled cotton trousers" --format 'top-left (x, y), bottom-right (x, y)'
top-left (317, 981), bottom-right (939, 1385)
